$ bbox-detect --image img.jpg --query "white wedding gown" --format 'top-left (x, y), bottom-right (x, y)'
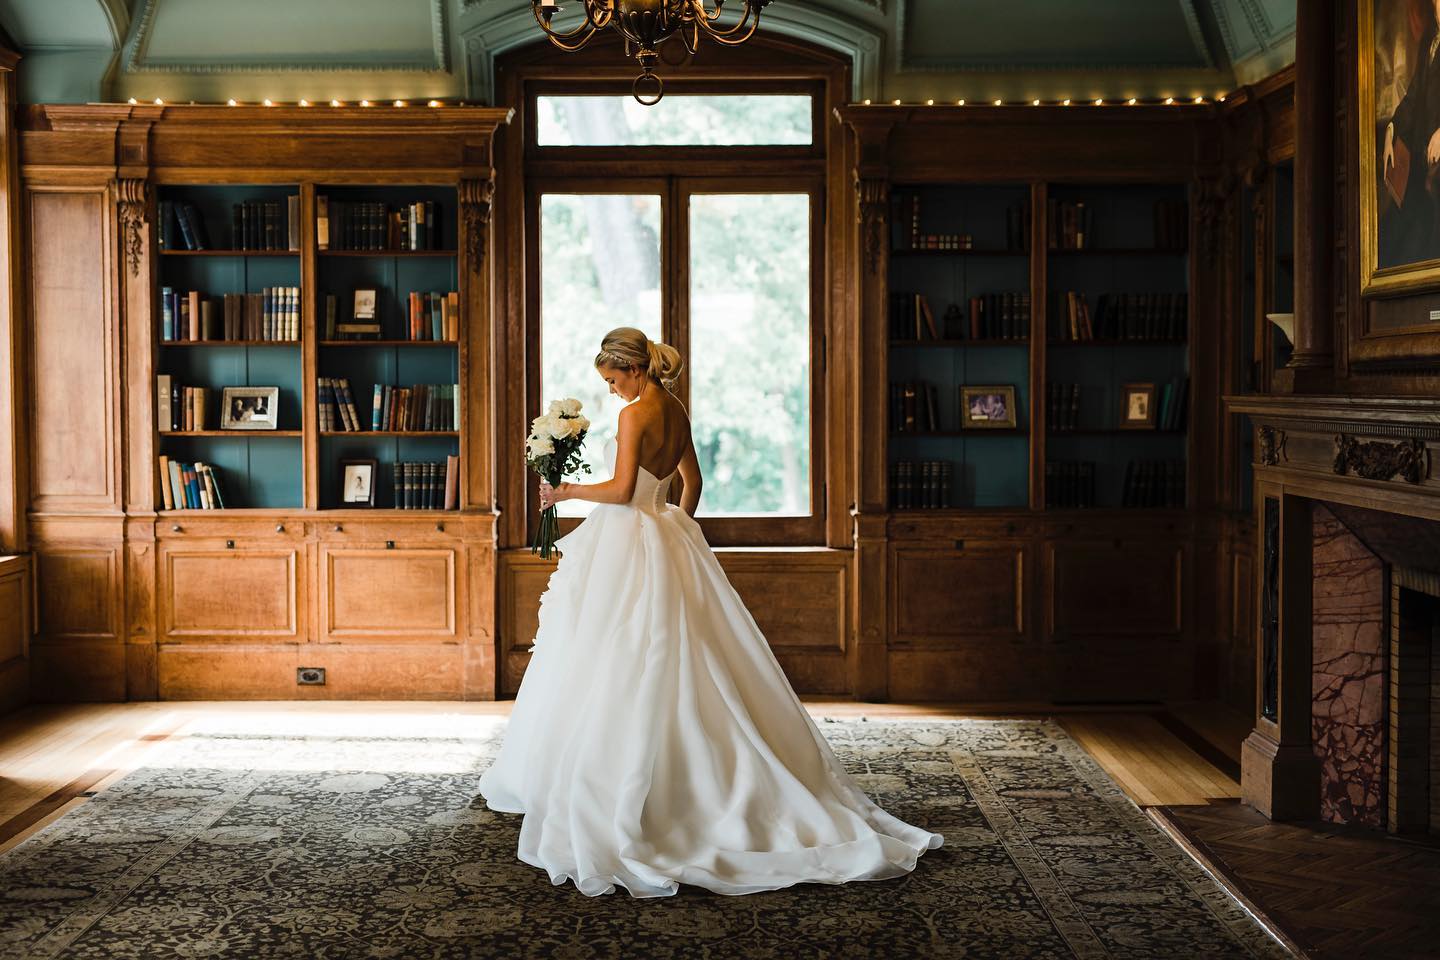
top-left (478, 439), bottom-right (943, 898)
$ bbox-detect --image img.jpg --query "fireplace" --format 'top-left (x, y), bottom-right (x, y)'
top-left (1310, 503), bottom-right (1440, 835)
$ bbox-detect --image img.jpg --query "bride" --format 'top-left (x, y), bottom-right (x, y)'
top-left (478, 327), bottom-right (943, 898)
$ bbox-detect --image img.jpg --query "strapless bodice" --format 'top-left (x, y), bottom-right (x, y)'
top-left (604, 439), bottom-right (673, 514)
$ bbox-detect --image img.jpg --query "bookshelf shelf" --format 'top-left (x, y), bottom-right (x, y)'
top-left (319, 250), bottom-right (459, 258)
top-left (160, 340), bottom-right (301, 347)
top-left (160, 250), bottom-right (299, 257)
top-left (318, 340), bottom-right (458, 347)
top-left (891, 428), bottom-right (1027, 437)
top-left (889, 339), bottom-right (1027, 348)
top-left (890, 248), bottom-right (1028, 258)
top-left (1048, 429), bottom-right (1186, 436)
top-left (161, 430), bottom-right (304, 438)
top-left (320, 431), bottom-right (459, 437)
top-left (1047, 247), bottom-right (1187, 256)
top-left (1048, 339), bottom-right (1188, 347)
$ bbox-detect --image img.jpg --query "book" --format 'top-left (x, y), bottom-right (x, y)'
top-left (317, 195), bottom-right (330, 250)
top-left (157, 375), bottom-right (173, 432)
top-left (444, 455), bottom-right (458, 509)
top-left (157, 455), bottom-right (174, 510)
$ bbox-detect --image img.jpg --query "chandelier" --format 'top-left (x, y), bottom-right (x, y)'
top-left (531, 0), bottom-right (774, 105)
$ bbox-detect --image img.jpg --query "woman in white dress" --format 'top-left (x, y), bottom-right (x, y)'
top-left (478, 327), bottom-right (943, 898)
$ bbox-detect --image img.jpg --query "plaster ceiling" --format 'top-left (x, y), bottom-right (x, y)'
top-left (0, 0), bottom-right (1297, 104)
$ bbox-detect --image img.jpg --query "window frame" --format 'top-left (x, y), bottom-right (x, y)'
top-left (522, 80), bottom-right (828, 547)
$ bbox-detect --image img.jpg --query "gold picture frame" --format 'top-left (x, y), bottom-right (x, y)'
top-left (959, 384), bottom-right (1018, 429)
top-left (1359, 0), bottom-right (1440, 296)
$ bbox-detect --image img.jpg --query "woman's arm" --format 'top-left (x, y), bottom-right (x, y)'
top-left (540, 406), bottom-right (642, 508)
top-left (674, 433), bottom-right (702, 517)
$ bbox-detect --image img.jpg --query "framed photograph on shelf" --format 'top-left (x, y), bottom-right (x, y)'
top-left (1359, 0), bottom-right (1440, 297)
top-left (219, 386), bottom-right (279, 430)
top-left (959, 384), bottom-right (1017, 429)
top-left (1119, 382), bottom-right (1157, 429)
top-left (340, 459), bottom-right (378, 507)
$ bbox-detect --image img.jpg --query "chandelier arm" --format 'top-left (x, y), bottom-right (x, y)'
top-left (693, 4), bottom-right (763, 42)
top-left (529, 3), bottom-right (603, 45)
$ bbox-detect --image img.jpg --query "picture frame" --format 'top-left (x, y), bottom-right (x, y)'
top-left (1119, 382), bottom-right (1157, 430)
top-left (353, 288), bottom-right (377, 320)
top-left (1358, 0), bottom-right (1440, 296)
top-left (959, 384), bottom-right (1017, 429)
top-left (219, 386), bottom-right (279, 430)
top-left (340, 458), bottom-right (378, 507)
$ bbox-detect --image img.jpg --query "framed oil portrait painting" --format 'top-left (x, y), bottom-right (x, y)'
top-left (1359, 0), bottom-right (1440, 295)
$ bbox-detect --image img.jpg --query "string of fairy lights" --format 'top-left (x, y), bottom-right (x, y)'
top-left (120, 94), bottom-right (1227, 108)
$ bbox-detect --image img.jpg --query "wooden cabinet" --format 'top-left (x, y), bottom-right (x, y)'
top-left (159, 541), bottom-right (303, 642)
top-left (318, 523), bottom-right (461, 642)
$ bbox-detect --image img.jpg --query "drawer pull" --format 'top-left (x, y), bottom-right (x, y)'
top-left (171, 524), bottom-right (182, 533)
top-left (226, 540), bottom-right (235, 550)
top-left (276, 523), bottom-right (285, 533)
top-left (386, 540), bottom-right (395, 550)
top-left (436, 522), bottom-right (444, 532)
top-left (954, 539), bottom-right (965, 550)
top-left (333, 524), bottom-right (343, 533)
top-left (1005, 523), bottom-right (1016, 535)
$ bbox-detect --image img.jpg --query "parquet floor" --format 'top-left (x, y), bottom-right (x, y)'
top-left (1155, 802), bottom-right (1440, 960)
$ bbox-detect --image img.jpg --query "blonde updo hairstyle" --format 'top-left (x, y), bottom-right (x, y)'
top-left (594, 326), bottom-right (683, 392)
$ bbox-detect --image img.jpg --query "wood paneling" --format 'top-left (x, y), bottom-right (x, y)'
top-left (26, 189), bottom-right (115, 512)
top-left (321, 545), bottom-right (457, 641)
top-left (34, 549), bottom-right (117, 641)
top-left (0, 572), bottom-right (24, 664)
top-left (160, 545), bottom-right (300, 640)
top-left (892, 544), bottom-right (1026, 642)
top-left (1047, 541), bottom-right (1184, 639)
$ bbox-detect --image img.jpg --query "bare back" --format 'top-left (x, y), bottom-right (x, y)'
top-left (627, 381), bottom-right (690, 478)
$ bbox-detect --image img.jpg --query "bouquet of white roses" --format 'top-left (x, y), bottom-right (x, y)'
top-left (525, 398), bottom-right (591, 559)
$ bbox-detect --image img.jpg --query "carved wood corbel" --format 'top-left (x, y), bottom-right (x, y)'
top-left (855, 177), bottom-right (888, 276)
top-left (116, 178), bottom-right (150, 278)
top-left (459, 175), bottom-right (496, 275)
top-left (1258, 425), bottom-right (1286, 466)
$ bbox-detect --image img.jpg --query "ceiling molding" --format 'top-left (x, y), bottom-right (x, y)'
top-left (122, 0), bottom-right (452, 75)
top-left (1177, 1), bottom-right (1216, 70)
top-left (460, 1), bottom-right (883, 102)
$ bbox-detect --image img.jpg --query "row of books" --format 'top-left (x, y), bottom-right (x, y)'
top-left (1054, 291), bottom-right (1187, 342)
top-left (318, 378), bottom-right (459, 433)
top-left (157, 457), bottom-right (226, 510)
top-left (890, 292), bottom-right (1031, 341)
top-left (1123, 459), bottom-right (1185, 508)
top-left (1047, 382), bottom-right (1083, 432)
top-left (1152, 378), bottom-right (1189, 432)
top-left (317, 197), bottom-right (443, 251)
top-left (156, 380), bottom-right (211, 432)
top-left (319, 291), bottom-right (459, 341)
top-left (894, 194), bottom-right (1029, 252)
top-left (889, 460), bottom-right (953, 509)
top-left (1046, 198), bottom-right (1189, 251)
top-left (158, 197), bottom-right (301, 252)
top-left (160, 287), bottom-right (301, 342)
top-left (393, 459), bottom-right (459, 510)
top-left (1045, 460), bottom-right (1096, 508)
top-left (889, 381), bottom-right (940, 433)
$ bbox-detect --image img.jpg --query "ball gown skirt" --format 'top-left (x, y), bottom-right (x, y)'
top-left (479, 445), bottom-right (943, 897)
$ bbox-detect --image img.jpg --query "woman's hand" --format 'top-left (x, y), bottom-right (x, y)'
top-left (538, 480), bottom-right (567, 510)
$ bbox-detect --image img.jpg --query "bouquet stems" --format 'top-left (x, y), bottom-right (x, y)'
top-left (531, 471), bottom-right (562, 559)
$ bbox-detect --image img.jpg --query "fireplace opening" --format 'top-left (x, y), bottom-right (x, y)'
top-left (1390, 572), bottom-right (1439, 837)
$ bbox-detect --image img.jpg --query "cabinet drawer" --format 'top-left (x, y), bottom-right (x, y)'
top-left (319, 543), bottom-right (459, 641)
top-left (160, 517), bottom-right (307, 541)
top-left (159, 542), bottom-right (301, 641)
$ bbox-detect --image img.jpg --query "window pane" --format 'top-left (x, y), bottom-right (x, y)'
top-left (540, 194), bottom-right (661, 517)
top-left (537, 95), bottom-right (812, 146)
top-left (689, 194), bottom-right (811, 516)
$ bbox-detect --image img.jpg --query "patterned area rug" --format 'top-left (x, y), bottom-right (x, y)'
top-left (0, 718), bottom-right (1286, 959)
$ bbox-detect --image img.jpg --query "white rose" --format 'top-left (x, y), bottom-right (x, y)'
top-left (526, 435), bottom-right (554, 457)
top-left (570, 415), bottom-right (590, 434)
top-left (549, 416), bottom-right (580, 439)
top-left (558, 398), bottom-right (583, 417)
top-left (533, 414), bottom-right (565, 439)
top-left (546, 399), bottom-right (565, 418)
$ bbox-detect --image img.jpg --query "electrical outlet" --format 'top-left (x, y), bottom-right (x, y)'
top-left (297, 667), bottom-right (325, 685)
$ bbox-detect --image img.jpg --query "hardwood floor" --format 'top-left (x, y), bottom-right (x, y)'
top-left (1155, 802), bottom-right (1440, 960)
top-left (0, 700), bottom-right (1240, 856)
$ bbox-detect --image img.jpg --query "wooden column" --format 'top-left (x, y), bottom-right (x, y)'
top-left (1241, 489), bottom-right (1320, 819)
top-left (1278, 0), bottom-right (1335, 392)
top-left (0, 49), bottom-right (21, 554)
top-left (846, 114), bottom-right (895, 702)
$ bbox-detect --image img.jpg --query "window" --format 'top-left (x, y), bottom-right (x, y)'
top-left (525, 83), bottom-right (826, 545)
top-left (537, 95), bottom-right (812, 147)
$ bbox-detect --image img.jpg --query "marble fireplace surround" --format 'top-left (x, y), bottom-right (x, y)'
top-left (1226, 395), bottom-right (1440, 823)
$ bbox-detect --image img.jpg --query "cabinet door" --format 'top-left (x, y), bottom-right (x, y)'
top-left (319, 543), bottom-right (459, 642)
top-left (890, 542), bottom-right (1029, 644)
top-left (159, 541), bottom-right (302, 642)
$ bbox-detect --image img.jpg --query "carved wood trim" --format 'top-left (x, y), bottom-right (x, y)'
top-left (460, 175), bottom-right (495, 275)
top-left (116, 178), bottom-right (149, 279)
top-left (1332, 434), bottom-right (1429, 484)
top-left (1258, 425), bottom-right (1286, 466)
top-left (855, 176), bottom-right (887, 276)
